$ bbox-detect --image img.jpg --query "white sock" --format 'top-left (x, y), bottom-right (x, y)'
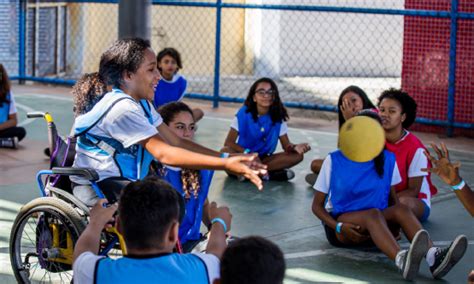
top-left (395, 250), bottom-right (407, 269)
top-left (426, 247), bottom-right (438, 267)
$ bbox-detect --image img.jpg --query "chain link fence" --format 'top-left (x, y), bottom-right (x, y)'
top-left (1, 0), bottom-right (473, 135)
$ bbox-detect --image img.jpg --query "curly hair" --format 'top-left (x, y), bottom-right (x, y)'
top-left (377, 88), bottom-right (417, 129)
top-left (72, 72), bottom-right (107, 116)
top-left (156, 47), bottom-right (183, 73)
top-left (99, 38), bottom-right (151, 88)
top-left (244, 77), bottom-right (288, 124)
top-left (0, 64), bottom-right (11, 106)
top-left (337, 85), bottom-right (375, 129)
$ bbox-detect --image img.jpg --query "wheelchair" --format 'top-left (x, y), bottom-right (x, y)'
top-left (9, 112), bottom-right (127, 283)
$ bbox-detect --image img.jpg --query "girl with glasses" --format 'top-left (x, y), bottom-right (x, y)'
top-left (221, 77), bottom-right (310, 181)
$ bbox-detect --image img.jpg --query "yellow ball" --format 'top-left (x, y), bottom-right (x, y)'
top-left (338, 116), bottom-right (385, 162)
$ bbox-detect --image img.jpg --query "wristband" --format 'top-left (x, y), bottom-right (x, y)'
top-left (220, 152), bottom-right (230, 158)
top-left (451, 179), bottom-right (465, 191)
top-left (243, 148), bottom-right (251, 154)
top-left (335, 222), bottom-right (343, 234)
top-left (211, 217), bottom-right (228, 233)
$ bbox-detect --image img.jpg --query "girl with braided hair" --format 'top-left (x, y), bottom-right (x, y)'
top-left (158, 101), bottom-right (214, 251)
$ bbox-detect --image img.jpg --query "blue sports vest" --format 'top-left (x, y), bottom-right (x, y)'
top-left (329, 150), bottom-right (396, 215)
top-left (95, 253), bottom-right (209, 284)
top-left (162, 167), bottom-right (214, 244)
top-left (74, 89), bottom-right (155, 181)
top-left (153, 74), bottom-right (187, 108)
top-left (0, 92), bottom-right (11, 124)
top-left (236, 106), bottom-right (281, 156)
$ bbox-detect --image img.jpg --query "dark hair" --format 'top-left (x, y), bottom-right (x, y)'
top-left (356, 110), bottom-right (385, 178)
top-left (337, 85), bottom-right (375, 129)
top-left (99, 38), bottom-right (151, 88)
top-left (0, 64), bottom-right (11, 106)
top-left (156, 47), bottom-right (183, 73)
top-left (220, 236), bottom-right (285, 284)
top-left (377, 88), bottom-right (417, 129)
top-left (72, 72), bottom-right (107, 116)
top-left (244, 77), bottom-right (288, 123)
top-left (118, 177), bottom-right (180, 250)
top-left (158, 101), bottom-right (194, 125)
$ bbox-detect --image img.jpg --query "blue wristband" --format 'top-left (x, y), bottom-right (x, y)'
top-left (220, 152), bottom-right (230, 158)
top-left (211, 217), bottom-right (228, 233)
top-left (336, 222), bottom-right (343, 234)
top-left (451, 179), bottom-right (465, 191)
top-left (243, 148), bottom-right (251, 154)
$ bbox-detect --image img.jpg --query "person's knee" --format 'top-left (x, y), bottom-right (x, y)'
top-left (17, 127), bottom-right (26, 141)
top-left (391, 203), bottom-right (413, 219)
top-left (365, 208), bottom-right (385, 224)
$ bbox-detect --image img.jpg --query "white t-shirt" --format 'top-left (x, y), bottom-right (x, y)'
top-left (230, 117), bottom-right (288, 137)
top-left (8, 91), bottom-right (17, 115)
top-left (72, 99), bottom-right (162, 184)
top-left (407, 148), bottom-right (431, 207)
top-left (73, 251), bottom-right (220, 284)
top-left (313, 155), bottom-right (402, 211)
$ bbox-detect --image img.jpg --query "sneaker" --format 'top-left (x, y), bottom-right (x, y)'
top-left (430, 235), bottom-right (468, 279)
top-left (305, 173), bottom-right (318, 186)
top-left (269, 169), bottom-right (295, 181)
top-left (0, 137), bottom-right (18, 149)
top-left (397, 229), bottom-right (430, 280)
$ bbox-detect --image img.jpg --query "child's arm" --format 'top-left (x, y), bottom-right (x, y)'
top-left (423, 143), bottom-right (474, 216)
top-left (0, 113), bottom-right (18, 131)
top-left (205, 202), bottom-right (232, 259)
top-left (279, 134), bottom-right (311, 154)
top-left (202, 198), bottom-right (212, 231)
top-left (223, 128), bottom-right (245, 153)
top-left (388, 186), bottom-right (399, 206)
top-left (142, 134), bottom-right (265, 190)
top-left (396, 176), bottom-right (423, 198)
top-left (73, 200), bottom-right (117, 263)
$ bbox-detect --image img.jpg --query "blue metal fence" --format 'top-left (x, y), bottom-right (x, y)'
top-left (3, 0), bottom-right (473, 134)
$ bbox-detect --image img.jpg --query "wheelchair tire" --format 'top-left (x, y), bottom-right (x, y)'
top-left (9, 197), bottom-right (86, 284)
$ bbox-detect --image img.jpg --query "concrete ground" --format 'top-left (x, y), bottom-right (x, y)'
top-left (0, 84), bottom-right (473, 283)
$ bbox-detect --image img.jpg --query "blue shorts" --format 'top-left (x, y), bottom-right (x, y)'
top-left (419, 201), bottom-right (431, 222)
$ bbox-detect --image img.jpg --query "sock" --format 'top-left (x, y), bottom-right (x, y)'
top-left (395, 250), bottom-right (406, 269)
top-left (426, 247), bottom-right (438, 267)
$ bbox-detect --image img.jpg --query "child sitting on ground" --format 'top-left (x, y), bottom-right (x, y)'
top-left (0, 64), bottom-right (26, 148)
top-left (305, 85), bottom-right (375, 185)
top-left (153, 47), bottom-right (204, 121)
top-left (378, 88), bottom-right (437, 222)
top-left (311, 112), bottom-right (467, 280)
top-left (158, 101), bottom-right (214, 251)
top-left (214, 236), bottom-right (285, 284)
top-left (221, 77), bottom-right (311, 181)
top-left (73, 177), bottom-right (231, 283)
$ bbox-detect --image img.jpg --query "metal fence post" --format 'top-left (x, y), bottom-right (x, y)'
top-left (447, 0), bottom-right (458, 137)
top-left (119, 0), bottom-right (151, 40)
top-left (213, 0), bottom-right (222, 108)
top-left (18, 0), bottom-right (26, 84)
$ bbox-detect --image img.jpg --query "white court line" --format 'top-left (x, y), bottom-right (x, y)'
top-left (15, 93), bottom-right (73, 102)
top-left (15, 103), bottom-right (38, 127)
top-left (285, 240), bottom-right (474, 260)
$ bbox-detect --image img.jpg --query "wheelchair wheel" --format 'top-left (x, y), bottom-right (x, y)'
top-left (9, 197), bottom-right (86, 283)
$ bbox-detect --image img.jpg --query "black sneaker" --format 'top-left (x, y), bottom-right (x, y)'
top-left (269, 169), bottom-right (295, 181)
top-left (430, 235), bottom-right (468, 279)
top-left (398, 229), bottom-right (430, 280)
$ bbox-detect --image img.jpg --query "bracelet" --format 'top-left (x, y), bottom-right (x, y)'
top-left (335, 222), bottom-right (343, 234)
top-left (243, 148), bottom-right (251, 154)
top-left (220, 152), bottom-right (230, 158)
top-left (451, 179), bottom-right (465, 191)
top-left (211, 217), bottom-right (227, 233)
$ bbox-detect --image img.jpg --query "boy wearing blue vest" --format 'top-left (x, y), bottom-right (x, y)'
top-left (73, 178), bottom-right (230, 283)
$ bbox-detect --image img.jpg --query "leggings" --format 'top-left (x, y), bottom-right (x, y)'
top-left (0, 126), bottom-right (26, 141)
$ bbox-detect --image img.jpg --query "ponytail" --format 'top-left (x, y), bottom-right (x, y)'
top-left (72, 72), bottom-right (108, 117)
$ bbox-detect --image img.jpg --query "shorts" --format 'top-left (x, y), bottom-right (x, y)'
top-left (419, 200), bottom-right (431, 223)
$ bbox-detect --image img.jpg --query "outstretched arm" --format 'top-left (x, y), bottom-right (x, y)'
top-left (423, 143), bottom-right (474, 216)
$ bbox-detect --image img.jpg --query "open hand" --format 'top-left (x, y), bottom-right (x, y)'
top-left (225, 155), bottom-right (265, 190)
top-left (294, 143), bottom-right (311, 154)
top-left (340, 98), bottom-right (357, 121)
top-left (422, 143), bottom-right (462, 186)
top-left (89, 199), bottom-right (118, 229)
top-left (340, 222), bottom-right (370, 243)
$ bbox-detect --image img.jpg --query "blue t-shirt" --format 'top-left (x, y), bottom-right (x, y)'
top-left (153, 74), bottom-right (187, 108)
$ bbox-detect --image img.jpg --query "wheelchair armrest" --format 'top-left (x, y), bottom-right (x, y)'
top-left (52, 167), bottom-right (99, 181)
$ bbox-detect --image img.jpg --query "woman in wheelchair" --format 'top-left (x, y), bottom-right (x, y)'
top-left (157, 102), bottom-right (215, 252)
top-left (70, 38), bottom-right (266, 206)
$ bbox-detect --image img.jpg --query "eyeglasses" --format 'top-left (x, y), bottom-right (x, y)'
top-left (255, 89), bottom-right (275, 97)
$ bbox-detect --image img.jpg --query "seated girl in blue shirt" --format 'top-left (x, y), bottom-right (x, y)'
top-left (222, 77), bottom-right (310, 181)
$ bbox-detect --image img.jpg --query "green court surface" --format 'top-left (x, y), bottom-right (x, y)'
top-left (0, 91), bottom-right (473, 283)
